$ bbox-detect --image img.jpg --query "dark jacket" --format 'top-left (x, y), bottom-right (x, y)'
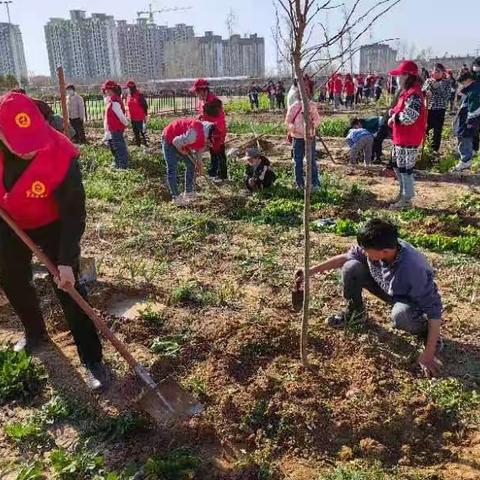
top-left (245, 156), bottom-right (276, 190)
top-left (454, 80), bottom-right (480, 138)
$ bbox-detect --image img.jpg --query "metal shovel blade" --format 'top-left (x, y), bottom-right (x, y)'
top-left (136, 379), bottom-right (204, 423)
top-left (292, 289), bottom-right (304, 312)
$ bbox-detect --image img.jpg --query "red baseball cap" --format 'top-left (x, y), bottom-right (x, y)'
top-left (0, 92), bottom-right (51, 156)
top-left (102, 79), bottom-right (118, 91)
top-left (389, 60), bottom-right (419, 76)
top-left (190, 78), bottom-right (209, 92)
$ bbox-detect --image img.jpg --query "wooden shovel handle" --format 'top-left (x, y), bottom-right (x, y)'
top-left (0, 207), bottom-right (139, 369)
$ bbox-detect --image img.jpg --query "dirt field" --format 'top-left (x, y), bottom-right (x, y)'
top-left (0, 111), bottom-right (479, 479)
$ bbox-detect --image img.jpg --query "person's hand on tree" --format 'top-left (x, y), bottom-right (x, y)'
top-left (56, 266), bottom-right (76, 292)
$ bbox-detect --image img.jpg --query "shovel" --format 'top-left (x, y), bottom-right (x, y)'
top-left (0, 207), bottom-right (202, 423)
top-left (292, 269), bottom-right (304, 313)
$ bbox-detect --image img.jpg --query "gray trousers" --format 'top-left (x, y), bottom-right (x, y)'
top-left (350, 136), bottom-right (374, 165)
top-left (342, 260), bottom-right (427, 335)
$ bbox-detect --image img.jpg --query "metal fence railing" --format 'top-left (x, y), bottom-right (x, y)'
top-left (49, 93), bottom-right (200, 123)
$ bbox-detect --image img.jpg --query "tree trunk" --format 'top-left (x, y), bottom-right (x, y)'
top-left (294, 61), bottom-right (314, 367)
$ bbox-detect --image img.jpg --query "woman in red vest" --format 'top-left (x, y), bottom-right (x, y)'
top-left (0, 92), bottom-right (106, 390)
top-left (333, 74), bottom-right (343, 110)
top-left (102, 80), bottom-right (129, 169)
top-left (344, 74), bottom-right (355, 109)
top-left (191, 79), bottom-right (228, 183)
top-left (125, 80), bottom-right (148, 148)
top-left (162, 118), bottom-right (216, 206)
top-left (387, 61), bottom-right (427, 210)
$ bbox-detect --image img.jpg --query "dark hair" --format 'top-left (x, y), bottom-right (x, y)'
top-left (403, 74), bottom-right (422, 90)
top-left (357, 219), bottom-right (399, 250)
top-left (66, 84), bottom-right (76, 91)
top-left (458, 71), bottom-right (475, 83)
top-left (207, 124), bottom-right (217, 141)
top-left (203, 98), bottom-right (222, 117)
top-left (350, 117), bottom-right (362, 128)
top-left (434, 63), bottom-right (445, 72)
top-left (11, 88), bottom-right (26, 94)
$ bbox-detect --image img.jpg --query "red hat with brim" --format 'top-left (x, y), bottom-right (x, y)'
top-left (0, 92), bottom-right (52, 156)
top-left (389, 60), bottom-right (419, 76)
top-left (102, 79), bottom-right (119, 92)
top-left (190, 78), bottom-right (209, 92)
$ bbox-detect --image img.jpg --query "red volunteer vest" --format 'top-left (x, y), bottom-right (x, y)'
top-left (392, 84), bottom-right (427, 147)
top-left (106, 96), bottom-right (126, 132)
top-left (333, 78), bottom-right (343, 94)
top-left (163, 118), bottom-right (206, 151)
top-left (344, 80), bottom-right (355, 95)
top-left (198, 92), bottom-right (226, 150)
top-left (127, 91), bottom-right (146, 121)
top-left (0, 130), bottom-right (77, 230)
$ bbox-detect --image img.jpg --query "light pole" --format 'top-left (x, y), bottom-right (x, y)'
top-left (0, 1), bottom-right (12, 24)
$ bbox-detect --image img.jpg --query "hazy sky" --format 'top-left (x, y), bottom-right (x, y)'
top-left (3, 0), bottom-right (480, 75)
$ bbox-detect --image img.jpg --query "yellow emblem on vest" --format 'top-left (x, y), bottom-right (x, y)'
top-left (27, 181), bottom-right (47, 198)
top-left (15, 112), bottom-right (31, 129)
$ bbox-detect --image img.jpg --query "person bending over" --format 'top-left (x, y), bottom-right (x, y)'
top-left (298, 219), bottom-right (443, 377)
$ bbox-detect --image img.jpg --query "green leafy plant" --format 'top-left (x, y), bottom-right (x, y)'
top-left (169, 280), bottom-right (219, 306)
top-left (150, 336), bottom-right (184, 357)
top-left (144, 449), bottom-right (199, 480)
top-left (318, 117), bottom-right (350, 137)
top-left (4, 419), bottom-right (49, 445)
top-left (16, 461), bottom-right (45, 480)
top-left (0, 347), bottom-right (44, 404)
top-left (49, 449), bottom-right (106, 480)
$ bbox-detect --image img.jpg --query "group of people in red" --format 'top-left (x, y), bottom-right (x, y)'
top-left (324, 72), bottom-right (391, 110)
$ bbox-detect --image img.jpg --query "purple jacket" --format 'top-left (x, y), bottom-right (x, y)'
top-left (347, 240), bottom-right (443, 320)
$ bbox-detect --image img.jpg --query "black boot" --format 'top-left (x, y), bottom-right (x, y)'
top-left (326, 301), bottom-right (367, 328)
top-left (84, 362), bottom-right (110, 391)
top-left (13, 332), bottom-right (50, 354)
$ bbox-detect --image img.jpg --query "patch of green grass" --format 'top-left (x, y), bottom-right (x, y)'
top-left (458, 193), bottom-right (480, 213)
top-left (169, 280), bottom-right (220, 306)
top-left (319, 117), bottom-right (350, 137)
top-left (182, 375), bottom-right (207, 397)
top-left (4, 419), bottom-right (49, 445)
top-left (144, 449), bottom-right (200, 480)
top-left (312, 218), bottom-right (359, 237)
top-left (15, 462), bottom-right (45, 480)
top-left (0, 347), bottom-right (44, 404)
top-left (224, 94), bottom-right (270, 113)
top-left (318, 464), bottom-right (398, 480)
top-left (416, 378), bottom-right (480, 424)
top-left (49, 449), bottom-right (116, 479)
top-left (90, 411), bottom-right (148, 442)
top-left (139, 305), bottom-right (167, 329)
top-left (228, 120), bottom-right (285, 136)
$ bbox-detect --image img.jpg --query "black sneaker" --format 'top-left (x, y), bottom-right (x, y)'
top-left (326, 302), bottom-right (367, 328)
top-left (13, 334), bottom-right (50, 354)
top-left (84, 362), bottom-right (109, 391)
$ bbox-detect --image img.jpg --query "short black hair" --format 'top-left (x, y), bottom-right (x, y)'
top-left (350, 117), bottom-right (362, 128)
top-left (458, 71), bottom-right (475, 83)
top-left (357, 219), bottom-right (399, 250)
top-left (434, 63), bottom-right (446, 72)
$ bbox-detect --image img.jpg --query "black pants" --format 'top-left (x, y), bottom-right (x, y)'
top-left (473, 131), bottom-right (480, 153)
top-left (427, 109), bottom-right (446, 152)
top-left (131, 120), bottom-right (148, 147)
top-left (208, 145), bottom-right (228, 179)
top-left (276, 95), bottom-right (285, 109)
top-left (0, 222), bottom-right (102, 366)
top-left (249, 95), bottom-right (259, 109)
top-left (70, 118), bottom-right (86, 144)
top-left (345, 95), bottom-right (355, 108)
top-left (372, 124), bottom-right (391, 162)
top-left (355, 88), bottom-right (363, 103)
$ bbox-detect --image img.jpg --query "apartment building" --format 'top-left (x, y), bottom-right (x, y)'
top-left (0, 22), bottom-right (27, 81)
top-left (359, 43), bottom-right (398, 73)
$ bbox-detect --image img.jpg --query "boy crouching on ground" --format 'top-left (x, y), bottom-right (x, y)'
top-left (299, 219), bottom-right (443, 376)
top-left (346, 119), bottom-right (374, 170)
top-left (244, 147), bottom-right (276, 191)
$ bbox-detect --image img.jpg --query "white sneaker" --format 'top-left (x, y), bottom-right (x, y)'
top-left (451, 161), bottom-right (472, 172)
top-left (172, 196), bottom-right (189, 206)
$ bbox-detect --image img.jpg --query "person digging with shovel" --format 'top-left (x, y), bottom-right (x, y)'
top-left (0, 92), bottom-right (107, 391)
top-left (296, 219), bottom-right (443, 378)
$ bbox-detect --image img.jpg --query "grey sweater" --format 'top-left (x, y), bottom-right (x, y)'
top-left (347, 239), bottom-right (443, 320)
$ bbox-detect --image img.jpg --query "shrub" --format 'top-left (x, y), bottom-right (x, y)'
top-left (319, 118), bottom-right (350, 137)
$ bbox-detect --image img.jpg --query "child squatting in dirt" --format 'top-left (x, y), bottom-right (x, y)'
top-left (243, 147), bottom-right (276, 191)
top-left (298, 219), bottom-right (443, 377)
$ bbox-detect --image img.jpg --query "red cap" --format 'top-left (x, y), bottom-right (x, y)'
top-left (102, 79), bottom-right (118, 91)
top-left (0, 92), bottom-right (52, 156)
top-left (125, 80), bottom-right (136, 88)
top-left (190, 78), bottom-right (209, 92)
top-left (389, 60), bottom-right (419, 76)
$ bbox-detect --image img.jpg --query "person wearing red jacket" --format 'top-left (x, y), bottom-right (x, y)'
top-left (102, 80), bottom-right (129, 169)
top-left (333, 74), bottom-right (343, 110)
top-left (191, 79), bottom-right (228, 183)
top-left (344, 74), bottom-right (355, 109)
top-left (125, 80), bottom-right (148, 148)
top-left (0, 92), bottom-right (106, 390)
top-left (162, 117), bottom-right (216, 206)
top-left (387, 61), bottom-right (427, 210)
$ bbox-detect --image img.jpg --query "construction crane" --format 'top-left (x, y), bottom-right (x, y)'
top-left (137, 4), bottom-right (192, 23)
